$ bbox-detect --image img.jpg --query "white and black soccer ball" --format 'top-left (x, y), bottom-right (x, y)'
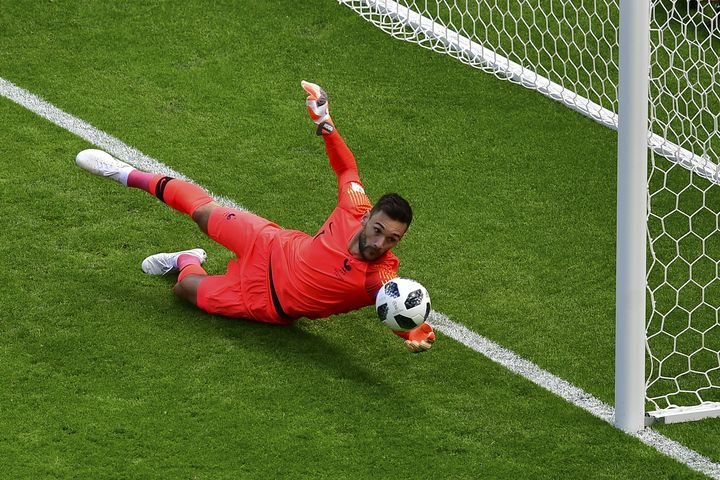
top-left (375, 278), bottom-right (431, 331)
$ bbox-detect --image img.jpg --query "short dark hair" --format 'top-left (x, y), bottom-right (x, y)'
top-left (370, 193), bottom-right (413, 227)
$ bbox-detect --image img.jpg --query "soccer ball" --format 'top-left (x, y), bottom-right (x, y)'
top-left (375, 278), bottom-right (431, 331)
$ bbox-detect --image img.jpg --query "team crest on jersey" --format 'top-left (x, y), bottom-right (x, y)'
top-left (333, 257), bottom-right (353, 280)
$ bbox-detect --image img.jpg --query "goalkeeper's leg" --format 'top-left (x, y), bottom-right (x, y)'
top-left (139, 248), bottom-right (209, 306)
top-left (75, 149), bottom-right (218, 233)
top-left (133, 173), bottom-right (218, 233)
top-left (172, 259), bottom-right (208, 306)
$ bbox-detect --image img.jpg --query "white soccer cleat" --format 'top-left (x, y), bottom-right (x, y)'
top-left (141, 248), bottom-right (207, 275)
top-left (75, 149), bottom-right (134, 186)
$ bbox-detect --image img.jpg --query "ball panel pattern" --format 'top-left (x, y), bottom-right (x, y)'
top-left (394, 314), bottom-right (420, 330)
top-left (384, 281), bottom-right (400, 298)
top-left (377, 303), bottom-right (389, 321)
top-left (404, 288), bottom-right (424, 309)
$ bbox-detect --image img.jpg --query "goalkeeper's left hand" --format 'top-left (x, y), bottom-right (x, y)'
top-left (393, 323), bottom-right (436, 353)
top-left (301, 80), bottom-right (331, 125)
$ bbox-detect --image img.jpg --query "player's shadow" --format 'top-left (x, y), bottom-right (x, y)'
top-left (209, 317), bottom-right (435, 427)
top-left (162, 282), bottom-right (424, 411)
top-left (222, 317), bottom-right (391, 387)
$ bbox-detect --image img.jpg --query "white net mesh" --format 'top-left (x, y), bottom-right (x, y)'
top-left (340, 0), bottom-right (720, 416)
top-left (647, 2), bottom-right (720, 413)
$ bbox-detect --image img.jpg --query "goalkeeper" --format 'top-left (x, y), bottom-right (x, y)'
top-left (75, 81), bottom-right (435, 353)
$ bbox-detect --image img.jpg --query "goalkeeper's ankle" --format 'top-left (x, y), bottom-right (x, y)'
top-left (127, 169), bottom-right (159, 192)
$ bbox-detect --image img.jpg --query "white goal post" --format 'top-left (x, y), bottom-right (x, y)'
top-left (339, 0), bottom-right (720, 430)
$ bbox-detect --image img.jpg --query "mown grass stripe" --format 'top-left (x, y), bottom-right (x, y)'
top-left (2, 74), bottom-right (719, 479)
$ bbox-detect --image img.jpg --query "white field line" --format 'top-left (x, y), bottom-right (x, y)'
top-left (0, 77), bottom-right (242, 211)
top-left (2, 76), bottom-right (719, 479)
top-left (338, 0), bottom-right (720, 184)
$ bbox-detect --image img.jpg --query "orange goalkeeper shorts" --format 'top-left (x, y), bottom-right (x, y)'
top-left (195, 207), bottom-right (293, 325)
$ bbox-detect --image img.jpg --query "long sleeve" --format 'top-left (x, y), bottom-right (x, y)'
top-left (323, 129), bottom-right (361, 188)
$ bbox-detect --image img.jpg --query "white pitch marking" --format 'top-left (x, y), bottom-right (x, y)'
top-left (2, 75), bottom-right (719, 479)
top-left (429, 312), bottom-right (720, 479)
top-left (0, 77), bottom-right (242, 211)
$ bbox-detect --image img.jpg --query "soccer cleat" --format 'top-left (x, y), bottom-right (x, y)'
top-left (141, 248), bottom-right (207, 275)
top-left (75, 149), bottom-right (134, 186)
top-left (301, 80), bottom-right (331, 125)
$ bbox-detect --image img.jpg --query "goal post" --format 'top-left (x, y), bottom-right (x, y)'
top-left (615, 0), bottom-right (650, 433)
top-left (340, 0), bottom-right (720, 427)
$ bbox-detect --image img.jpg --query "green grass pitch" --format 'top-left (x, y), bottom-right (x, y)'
top-left (0, 0), bottom-right (717, 478)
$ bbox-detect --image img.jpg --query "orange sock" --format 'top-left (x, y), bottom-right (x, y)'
top-left (149, 177), bottom-right (214, 216)
top-left (178, 264), bottom-right (207, 282)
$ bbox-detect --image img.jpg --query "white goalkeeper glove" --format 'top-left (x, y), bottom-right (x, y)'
top-left (301, 80), bottom-right (331, 125)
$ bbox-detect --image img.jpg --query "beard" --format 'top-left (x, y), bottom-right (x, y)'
top-left (358, 230), bottom-right (381, 261)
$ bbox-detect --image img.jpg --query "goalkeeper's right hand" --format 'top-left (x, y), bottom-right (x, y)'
top-left (301, 80), bottom-right (331, 125)
top-left (393, 322), bottom-right (436, 353)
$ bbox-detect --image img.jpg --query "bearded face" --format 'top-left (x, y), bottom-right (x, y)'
top-left (356, 211), bottom-right (408, 261)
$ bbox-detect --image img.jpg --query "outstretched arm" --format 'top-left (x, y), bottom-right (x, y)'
top-left (301, 80), bottom-right (361, 189)
top-left (323, 129), bottom-right (361, 188)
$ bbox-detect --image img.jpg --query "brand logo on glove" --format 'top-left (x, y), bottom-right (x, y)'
top-left (316, 122), bottom-right (335, 136)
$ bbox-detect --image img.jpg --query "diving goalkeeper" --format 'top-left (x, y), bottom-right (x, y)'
top-left (75, 81), bottom-right (435, 353)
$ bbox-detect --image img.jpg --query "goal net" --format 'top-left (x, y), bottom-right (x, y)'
top-left (339, 0), bottom-right (720, 424)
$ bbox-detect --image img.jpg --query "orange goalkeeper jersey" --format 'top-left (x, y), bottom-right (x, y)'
top-left (268, 129), bottom-right (399, 320)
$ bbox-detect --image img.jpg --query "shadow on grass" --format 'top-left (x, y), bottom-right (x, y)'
top-left (144, 274), bottom-right (428, 412)
top-left (220, 317), bottom-right (394, 387)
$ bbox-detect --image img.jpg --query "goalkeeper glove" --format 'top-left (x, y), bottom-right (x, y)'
top-left (301, 80), bottom-right (332, 125)
top-left (393, 323), bottom-right (436, 353)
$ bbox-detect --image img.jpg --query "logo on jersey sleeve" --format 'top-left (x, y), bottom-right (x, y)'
top-left (346, 182), bottom-right (370, 209)
top-left (315, 221), bottom-right (334, 239)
